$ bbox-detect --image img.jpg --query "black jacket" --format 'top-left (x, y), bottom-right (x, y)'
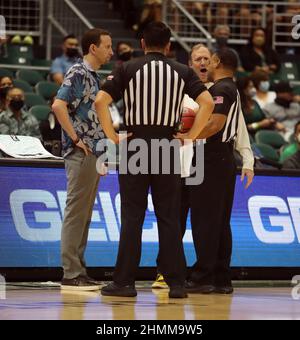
top-left (240, 46), bottom-right (281, 72)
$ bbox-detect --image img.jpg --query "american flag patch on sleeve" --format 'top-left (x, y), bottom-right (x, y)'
top-left (214, 96), bottom-right (224, 104)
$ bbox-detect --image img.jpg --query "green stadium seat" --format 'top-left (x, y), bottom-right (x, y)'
top-left (255, 130), bottom-right (287, 149)
top-left (279, 143), bottom-right (298, 163)
top-left (29, 105), bottom-right (51, 121)
top-left (13, 79), bottom-right (33, 93)
top-left (35, 81), bottom-right (60, 101)
top-left (4, 55), bottom-right (31, 65)
top-left (0, 56), bottom-right (8, 63)
top-left (16, 69), bottom-right (44, 86)
top-left (7, 44), bottom-right (33, 61)
top-left (272, 62), bottom-right (300, 83)
top-left (0, 68), bottom-right (14, 79)
top-left (25, 93), bottom-right (47, 108)
top-left (252, 142), bottom-right (279, 162)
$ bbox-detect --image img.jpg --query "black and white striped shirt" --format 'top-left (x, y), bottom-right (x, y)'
top-left (102, 52), bottom-right (207, 128)
top-left (207, 77), bottom-right (240, 143)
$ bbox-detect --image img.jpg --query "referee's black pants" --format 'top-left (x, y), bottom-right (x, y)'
top-left (113, 129), bottom-right (187, 287)
top-left (189, 141), bottom-right (236, 286)
top-left (155, 177), bottom-right (191, 275)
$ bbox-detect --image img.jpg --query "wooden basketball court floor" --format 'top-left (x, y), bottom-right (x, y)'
top-left (0, 281), bottom-right (299, 320)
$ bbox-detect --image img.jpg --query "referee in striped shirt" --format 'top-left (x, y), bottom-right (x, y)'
top-left (179, 48), bottom-right (245, 294)
top-left (95, 21), bottom-right (214, 298)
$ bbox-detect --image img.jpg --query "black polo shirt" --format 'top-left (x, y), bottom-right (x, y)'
top-left (207, 77), bottom-right (240, 143)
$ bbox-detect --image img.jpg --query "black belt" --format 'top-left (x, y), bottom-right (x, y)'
top-left (195, 139), bottom-right (234, 151)
top-left (125, 125), bottom-right (176, 139)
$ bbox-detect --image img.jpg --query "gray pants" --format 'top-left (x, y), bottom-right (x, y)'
top-left (61, 147), bottom-right (100, 279)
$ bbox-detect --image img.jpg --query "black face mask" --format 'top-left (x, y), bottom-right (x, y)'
top-left (0, 86), bottom-right (10, 99)
top-left (118, 51), bottom-right (132, 62)
top-left (66, 48), bottom-right (79, 58)
top-left (9, 99), bottom-right (24, 111)
top-left (275, 97), bottom-right (293, 109)
top-left (216, 37), bottom-right (228, 47)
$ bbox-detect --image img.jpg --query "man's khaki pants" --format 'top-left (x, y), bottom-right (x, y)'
top-left (61, 148), bottom-right (100, 279)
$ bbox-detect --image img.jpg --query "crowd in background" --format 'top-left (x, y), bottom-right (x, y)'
top-left (0, 0), bottom-right (300, 169)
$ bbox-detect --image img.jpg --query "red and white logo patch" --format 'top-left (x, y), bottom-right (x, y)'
top-left (214, 96), bottom-right (224, 104)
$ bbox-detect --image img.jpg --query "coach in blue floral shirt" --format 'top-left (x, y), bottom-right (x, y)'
top-left (56, 59), bottom-right (106, 158)
top-left (52, 28), bottom-right (113, 291)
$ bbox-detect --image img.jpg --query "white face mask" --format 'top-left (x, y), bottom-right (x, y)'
top-left (259, 81), bottom-right (270, 93)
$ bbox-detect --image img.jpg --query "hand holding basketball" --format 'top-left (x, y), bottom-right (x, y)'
top-left (180, 107), bottom-right (195, 133)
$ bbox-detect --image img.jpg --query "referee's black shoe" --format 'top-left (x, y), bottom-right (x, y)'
top-left (169, 286), bottom-right (188, 298)
top-left (214, 286), bottom-right (234, 294)
top-left (101, 282), bottom-right (137, 297)
top-left (185, 280), bottom-right (215, 294)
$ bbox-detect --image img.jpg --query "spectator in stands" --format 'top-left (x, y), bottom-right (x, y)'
top-left (115, 41), bottom-right (134, 67)
top-left (0, 76), bottom-right (13, 112)
top-left (142, 0), bottom-right (162, 21)
top-left (50, 34), bottom-right (81, 85)
top-left (264, 82), bottom-right (300, 141)
top-left (0, 87), bottom-right (41, 138)
top-left (209, 3), bottom-right (262, 36)
top-left (136, 0), bottom-right (162, 37)
top-left (240, 27), bottom-right (280, 73)
top-left (237, 76), bottom-right (281, 135)
top-left (179, 2), bottom-right (210, 32)
top-left (119, 0), bottom-right (143, 30)
top-left (212, 25), bottom-right (244, 72)
top-left (282, 121), bottom-right (300, 169)
top-left (251, 69), bottom-right (276, 109)
top-left (0, 36), bottom-right (7, 46)
top-left (114, 41), bottom-right (135, 121)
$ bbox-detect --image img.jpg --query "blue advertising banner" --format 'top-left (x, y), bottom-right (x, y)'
top-left (0, 166), bottom-right (300, 267)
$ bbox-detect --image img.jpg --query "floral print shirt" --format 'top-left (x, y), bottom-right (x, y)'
top-left (56, 59), bottom-right (105, 158)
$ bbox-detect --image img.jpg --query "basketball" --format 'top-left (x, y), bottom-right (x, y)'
top-left (180, 107), bottom-right (195, 133)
